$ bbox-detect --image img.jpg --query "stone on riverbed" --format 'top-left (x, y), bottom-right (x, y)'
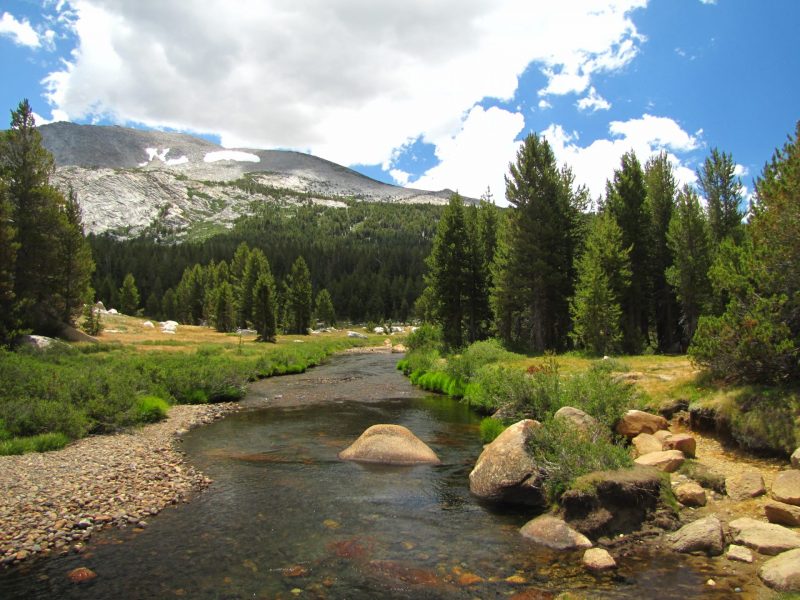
top-left (668, 516), bottom-right (724, 556)
top-left (338, 424), bottom-right (440, 465)
top-left (469, 419), bottom-right (545, 507)
top-left (615, 410), bottom-right (669, 439)
top-left (662, 433), bottom-right (696, 458)
top-left (675, 482), bottom-right (707, 507)
top-left (759, 548), bottom-right (800, 592)
top-left (765, 500), bottom-right (800, 527)
top-left (726, 472), bottom-right (766, 501)
top-left (582, 548), bottom-right (616, 571)
top-left (772, 470), bottom-right (800, 506)
top-left (632, 433), bottom-right (663, 457)
top-left (730, 517), bottom-right (800, 555)
top-left (634, 450), bottom-right (685, 472)
top-left (520, 515), bottom-right (592, 551)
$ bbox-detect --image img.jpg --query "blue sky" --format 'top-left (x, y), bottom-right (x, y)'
top-left (1, 0), bottom-right (798, 205)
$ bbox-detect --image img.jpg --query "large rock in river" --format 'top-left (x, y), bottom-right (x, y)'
top-left (668, 516), bottom-right (724, 555)
top-left (520, 515), bottom-right (592, 551)
top-left (468, 419), bottom-right (545, 507)
top-left (338, 424), bottom-right (440, 465)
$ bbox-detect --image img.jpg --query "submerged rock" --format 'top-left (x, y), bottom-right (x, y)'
top-left (520, 515), bottom-right (592, 551)
top-left (582, 548), bottom-right (616, 571)
top-left (468, 419), bottom-right (545, 507)
top-left (668, 516), bottom-right (724, 556)
top-left (338, 424), bottom-right (440, 465)
top-left (67, 567), bottom-right (97, 583)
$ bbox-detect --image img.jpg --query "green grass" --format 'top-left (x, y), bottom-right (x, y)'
top-left (0, 335), bottom-right (368, 454)
top-left (479, 417), bottom-right (506, 443)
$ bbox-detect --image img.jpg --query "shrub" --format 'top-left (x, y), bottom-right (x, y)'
top-left (560, 364), bottom-right (642, 429)
top-left (527, 418), bottom-right (633, 504)
top-left (406, 324), bottom-right (442, 351)
top-left (719, 387), bottom-right (800, 455)
top-left (479, 417), bottom-right (506, 443)
top-left (132, 395), bottom-right (170, 423)
top-left (445, 339), bottom-right (518, 383)
top-left (0, 432), bottom-right (71, 456)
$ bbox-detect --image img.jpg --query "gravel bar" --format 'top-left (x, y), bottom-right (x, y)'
top-left (0, 402), bottom-right (240, 567)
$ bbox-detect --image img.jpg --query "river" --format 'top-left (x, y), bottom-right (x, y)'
top-left (0, 352), bottom-right (756, 598)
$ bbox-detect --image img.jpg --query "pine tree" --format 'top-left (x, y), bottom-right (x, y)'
top-left (697, 148), bottom-right (744, 245)
top-left (493, 133), bottom-right (585, 352)
top-left (287, 256), bottom-right (312, 334)
top-left (605, 151), bottom-right (649, 353)
top-left (314, 288), bottom-right (336, 327)
top-left (464, 204), bottom-right (491, 343)
top-left (118, 273), bottom-right (141, 316)
top-left (666, 186), bottom-right (713, 345)
top-left (239, 249), bottom-right (269, 328)
top-left (214, 281), bottom-right (237, 333)
top-left (161, 288), bottom-right (177, 320)
top-left (570, 212), bottom-right (631, 355)
top-left (644, 152), bottom-right (681, 352)
top-left (145, 291), bottom-right (161, 319)
top-left (425, 194), bottom-right (469, 349)
top-left (252, 274), bottom-right (277, 342)
top-left (0, 179), bottom-right (19, 344)
top-left (54, 189), bottom-right (94, 325)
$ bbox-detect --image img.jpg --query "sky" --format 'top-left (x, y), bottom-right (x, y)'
top-left (1, 0), bottom-right (798, 206)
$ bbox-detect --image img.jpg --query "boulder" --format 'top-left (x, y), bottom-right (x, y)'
top-left (792, 447), bottom-right (800, 469)
top-left (634, 450), bottom-right (685, 473)
top-left (347, 331), bottom-right (368, 339)
top-left (726, 544), bottom-right (754, 563)
top-left (469, 419), bottom-right (545, 507)
top-left (615, 410), bottom-right (669, 439)
top-left (108, 308), bottom-right (118, 314)
top-left (16, 334), bottom-right (59, 350)
top-left (632, 433), bottom-right (663, 457)
top-left (520, 515), bottom-right (592, 551)
top-left (391, 344), bottom-right (407, 354)
top-left (560, 466), bottom-right (666, 538)
top-left (662, 433), bottom-right (696, 458)
top-left (582, 548), bottom-right (616, 572)
top-left (58, 324), bottom-right (99, 343)
top-left (730, 517), bottom-right (800, 555)
top-left (759, 548), bottom-right (800, 592)
top-left (726, 472), bottom-right (766, 501)
top-left (338, 424), bottom-right (440, 465)
top-left (765, 500), bottom-right (800, 527)
top-left (772, 470), bottom-right (800, 506)
top-left (668, 516), bottom-right (724, 556)
top-left (675, 482), bottom-right (707, 507)
top-left (95, 301), bottom-right (106, 311)
top-left (553, 406), bottom-right (599, 433)
top-left (143, 320), bottom-right (155, 328)
top-left (653, 430), bottom-right (672, 443)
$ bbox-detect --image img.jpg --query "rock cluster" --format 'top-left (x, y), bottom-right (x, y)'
top-left (0, 403), bottom-right (239, 566)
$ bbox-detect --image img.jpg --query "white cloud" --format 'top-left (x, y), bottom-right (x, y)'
top-left (390, 169), bottom-right (410, 186)
top-left (543, 114), bottom-right (700, 200)
top-left (577, 87), bottom-right (611, 112)
top-left (410, 106), bottom-right (525, 203)
top-left (538, 99), bottom-right (553, 110)
top-left (44, 0), bottom-right (647, 170)
top-left (0, 12), bottom-right (41, 48)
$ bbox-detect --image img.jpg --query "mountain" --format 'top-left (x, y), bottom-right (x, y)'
top-left (38, 122), bottom-right (457, 239)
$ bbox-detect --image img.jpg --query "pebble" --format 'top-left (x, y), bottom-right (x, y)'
top-left (0, 403), bottom-right (240, 565)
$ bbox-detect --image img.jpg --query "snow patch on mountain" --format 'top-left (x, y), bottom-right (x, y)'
top-left (204, 150), bottom-right (260, 163)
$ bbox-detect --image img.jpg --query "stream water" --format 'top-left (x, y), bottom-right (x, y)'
top-left (0, 352), bottom-right (762, 598)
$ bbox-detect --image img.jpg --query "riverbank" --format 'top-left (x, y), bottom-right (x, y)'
top-left (0, 402), bottom-right (240, 567)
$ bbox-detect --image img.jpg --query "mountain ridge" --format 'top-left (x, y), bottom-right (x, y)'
top-left (37, 122), bottom-right (460, 240)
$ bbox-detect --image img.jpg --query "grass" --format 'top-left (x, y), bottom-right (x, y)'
top-left (0, 315), bottom-right (384, 455)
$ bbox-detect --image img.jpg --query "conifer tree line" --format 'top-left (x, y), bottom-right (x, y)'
top-left (423, 129), bottom-right (769, 369)
top-left (0, 100), bottom-right (94, 344)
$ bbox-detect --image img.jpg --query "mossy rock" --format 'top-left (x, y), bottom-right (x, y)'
top-left (559, 466), bottom-right (675, 538)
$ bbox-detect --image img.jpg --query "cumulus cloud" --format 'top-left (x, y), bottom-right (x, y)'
top-left (0, 12), bottom-right (41, 47)
top-left (44, 0), bottom-right (646, 171)
top-left (410, 106), bottom-right (525, 202)
top-left (577, 87), bottom-right (611, 112)
top-left (543, 114), bottom-right (700, 200)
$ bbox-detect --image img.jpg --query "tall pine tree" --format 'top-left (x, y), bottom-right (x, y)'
top-left (493, 133), bottom-right (585, 352)
top-left (287, 256), bottom-right (312, 334)
top-left (605, 151), bottom-right (649, 353)
top-left (55, 189), bottom-right (95, 324)
top-left (697, 148), bottom-right (744, 245)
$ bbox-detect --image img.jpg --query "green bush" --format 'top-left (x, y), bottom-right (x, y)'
top-left (406, 324), bottom-right (442, 351)
top-left (527, 418), bottom-right (633, 504)
top-left (720, 387), bottom-right (800, 455)
top-left (132, 395), bottom-right (170, 423)
top-left (560, 364), bottom-right (642, 429)
top-left (0, 432), bottom-right (71, 456)
top-left (445, 339), bottom-right (518, 383)
top-left (479, 417), bottom-right (506, 443)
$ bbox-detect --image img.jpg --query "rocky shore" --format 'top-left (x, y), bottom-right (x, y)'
top-left (0, 402), bottom-right (240, 567)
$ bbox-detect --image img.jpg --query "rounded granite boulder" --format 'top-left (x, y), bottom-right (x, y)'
top-left (338, 424), bottom-right (441, 465)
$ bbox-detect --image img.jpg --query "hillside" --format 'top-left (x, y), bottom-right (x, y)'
top-left (39, 122), bottom-right (458, 239)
